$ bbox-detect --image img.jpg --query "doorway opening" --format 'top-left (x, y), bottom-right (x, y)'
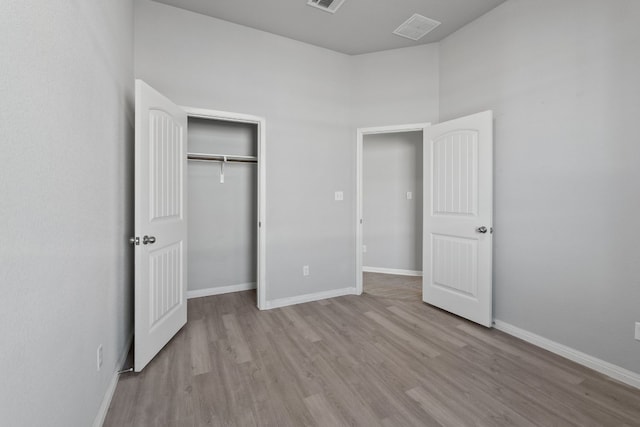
top-left (355, 123), bottom-right (430, 296)
top-left (356, 112), bottom-right (494, 327)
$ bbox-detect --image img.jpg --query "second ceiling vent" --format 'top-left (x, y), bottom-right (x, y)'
top-left (393, 13), bottom-right (441, 41)
top-left (307, 0), bottom-right (346, 14)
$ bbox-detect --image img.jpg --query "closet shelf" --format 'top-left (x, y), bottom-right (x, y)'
top-left (187, 152), bottom-right (257, 164)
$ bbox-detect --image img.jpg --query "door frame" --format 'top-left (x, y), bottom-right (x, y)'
top-left (355, 123), bottom-right (430, 295)
top-left (182, 106), bottom-right (267, 310)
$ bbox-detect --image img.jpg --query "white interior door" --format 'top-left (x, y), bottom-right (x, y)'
top-left (423, 111), bottom-right (493, 327)
top-left (134, 80), bottom-right (188, 371)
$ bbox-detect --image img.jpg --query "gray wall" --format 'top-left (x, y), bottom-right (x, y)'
top-left (363, 132), bottom-right (423, 271)
top-left (188, 118), bottom-right (257, 291)
top-left (135, 0), bottom-right (354, 301)
top-left (352, 44), bottom-right (440, 128)
top-left (0, 1), bottom-right (134, 426)
top-left (440, 0), bottom-right (640, 374)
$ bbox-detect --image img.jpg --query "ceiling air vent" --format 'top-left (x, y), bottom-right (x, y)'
top-left (307, 0), bottom-right (346, 14)
top-left (393, 13), bottom-right (441, 41)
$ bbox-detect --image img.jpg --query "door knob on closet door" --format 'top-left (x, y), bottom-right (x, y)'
top-left (142, 235), bottom-right (156, 245)
top-left (476, 226), bottom-right (488, 234)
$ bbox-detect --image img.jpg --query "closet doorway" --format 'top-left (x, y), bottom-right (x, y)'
top-left (183, 107), bottom-right (266, 310)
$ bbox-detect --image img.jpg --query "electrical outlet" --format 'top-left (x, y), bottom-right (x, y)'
top-left (303, 265), bottom-right (310, 276)
top-left (97, 345), bottom-right (103, 371)
top-left (334, 191), bottom-right (344, 201)
top-left (635, 322), bottom-right (640, 341)
top-left (363, 245), bottom-right (367, 253)
top-left (406, 191), bottom-right (413, 200)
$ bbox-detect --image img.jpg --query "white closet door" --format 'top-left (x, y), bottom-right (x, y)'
top-left (423, 111), bottom-right (493, 327)
top-left (134, 80), bottom-right (188, 372)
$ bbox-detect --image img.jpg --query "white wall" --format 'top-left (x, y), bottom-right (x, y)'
top-left (0, 1), bottom-right (134, 426)
top-left (135, 0), bottom-right (354, 301)
top-left (440, 0), bottom-right (640, 374)
top-left (363, 132), bottom-right (423, 272)
top-left (188, 119), bottom-right (257, 292)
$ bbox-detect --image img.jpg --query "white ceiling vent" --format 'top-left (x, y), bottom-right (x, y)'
top-left (393, 13), bottom-right (441, 41)
top-left (307, 0), bottom-right (346, 14)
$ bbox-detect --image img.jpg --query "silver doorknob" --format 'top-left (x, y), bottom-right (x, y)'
top-left (142, 235), bottom-right (156, 245)
top-left (476, 226), bottom-right (488, 234)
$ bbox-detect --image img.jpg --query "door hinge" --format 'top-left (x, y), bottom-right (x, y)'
top-left (129, 236), bottom-right (140, 245)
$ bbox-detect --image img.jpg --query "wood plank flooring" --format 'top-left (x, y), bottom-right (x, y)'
top-left (104, 273), bottom-right (640, 426)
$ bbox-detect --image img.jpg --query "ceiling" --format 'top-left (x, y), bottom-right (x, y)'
top-left (152, 0), bottom-right (507, 55)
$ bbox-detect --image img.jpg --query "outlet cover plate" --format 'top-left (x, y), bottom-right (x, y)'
top-left (635, 322), bottom-right (640, 341)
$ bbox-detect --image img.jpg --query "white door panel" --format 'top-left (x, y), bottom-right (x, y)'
top-left (134, 80), bottom-right (188, 371)
top-left (423, 111), bottom-right (493, 327)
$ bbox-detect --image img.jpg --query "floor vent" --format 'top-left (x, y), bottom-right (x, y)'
top-left (393, 13), bottom-right (441, 41)
top-left (307, 0), bottom-right (346, 14)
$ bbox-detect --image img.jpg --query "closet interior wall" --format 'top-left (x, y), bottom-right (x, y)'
top-left (187, 117), bottom-right (258, 295)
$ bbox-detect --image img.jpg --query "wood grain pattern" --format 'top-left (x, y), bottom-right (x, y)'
top-left (105, 273), bottom-right (640, 426)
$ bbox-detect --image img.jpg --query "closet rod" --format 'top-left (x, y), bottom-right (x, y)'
top-left (187, 152), bottom-right (257, 164)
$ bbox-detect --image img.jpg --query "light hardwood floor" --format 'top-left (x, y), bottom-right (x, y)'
top-left (104, 273), bottom-right (640, 426)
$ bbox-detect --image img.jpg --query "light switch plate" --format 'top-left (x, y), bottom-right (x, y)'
top-left (335, 191), bottom-right (344, 201)
top-left (406, 191), bottom-right (413, 200)
top-left (635, 322), bottom-right (640, 341)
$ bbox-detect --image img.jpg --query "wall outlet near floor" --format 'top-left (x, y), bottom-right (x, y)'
top-left (97, 345), bottom-right (103, 371)
top-left (303, 265), bottom-right (310, 276)
top-left (635, 322), bottom-right (640, 341)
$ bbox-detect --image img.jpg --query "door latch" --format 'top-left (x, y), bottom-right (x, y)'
top-left (129, 236), bottom-right (140, 245)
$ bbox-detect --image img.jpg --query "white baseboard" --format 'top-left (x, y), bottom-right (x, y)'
top-left (493, 320), bottom-right (640, 390)
top-left (264, 287), bottom-right (358, 310)
top-left (93, 332), bottom-right (133, 427)
top-left (187, 282), bottom-right (256, 299)
top-left (363, 267), bottom-right (423, 277)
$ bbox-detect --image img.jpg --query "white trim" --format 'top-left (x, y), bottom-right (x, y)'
top-left (181, 106), bottom-right (267, 311)
top-left (181, 106), bottom-right (264, 124)
top-left (493, 320), bottom-right (640, 390)
top-left (359, 123), bottom-right (431, 134)
top-left (264, 287), bottom-right (357, 310)
top-left (93, 333), bottom-right (133, 427)
top-left (363, 267), bottom-right (423, 277)
top-left (356, 123), bottom-right (430, 295)
top-left (187, 282), bottom-right (256, 299)
top-left (257, 118), bottom-right (267, 310)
